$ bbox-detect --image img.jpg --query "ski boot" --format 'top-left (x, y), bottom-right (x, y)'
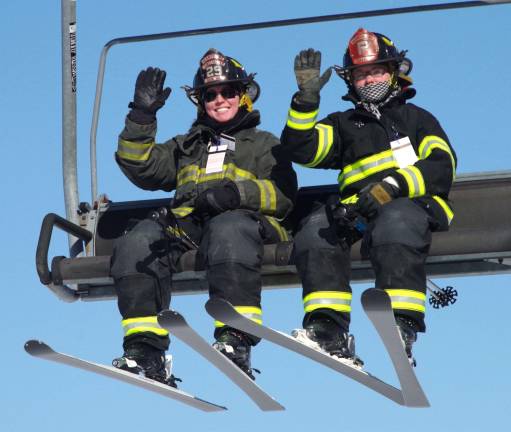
top-left (213, 328), bottom-right (259, 380)
top-left (292, 316), bottom-right (363, 368)
top-left (112, 342), bottom-right (181, 388)
top-left (396, 316), bottom-right (419, 367)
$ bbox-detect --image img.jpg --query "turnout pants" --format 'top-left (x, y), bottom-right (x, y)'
top-left (111, 209), bottom-right (283, 351)
top-left (293, 198), bottom-right (434, 333)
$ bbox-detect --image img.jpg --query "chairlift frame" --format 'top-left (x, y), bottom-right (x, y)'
top-left (47, 0), bottom-right (511, 303)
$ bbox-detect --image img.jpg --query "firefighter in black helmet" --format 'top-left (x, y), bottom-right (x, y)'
top-left (111, 48), bottom-right (297, 384)
top-left (281, 29), bottom-right (456, 366)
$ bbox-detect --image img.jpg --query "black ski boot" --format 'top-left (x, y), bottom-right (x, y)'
top-left (213, 328), bottom-right (258, 380)
top-left (112, 343), bottom-right (181, 388)
top-left (294, 316), bottom-right (363, 367)
top-left (396, 316), bottom-right (419, 367)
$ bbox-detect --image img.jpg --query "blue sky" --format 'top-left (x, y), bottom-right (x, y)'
top-left (3, 1), bottom-right (511, 430)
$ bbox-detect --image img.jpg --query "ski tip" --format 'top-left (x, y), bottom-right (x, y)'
top-left (24, 339), bottom-right (51, 355)
top-left (157, 309), bottom-right (186, 327)
top-left (361, 288), bottom-right (390, 306)
top-left (204, 298), bottom-right (231, 314)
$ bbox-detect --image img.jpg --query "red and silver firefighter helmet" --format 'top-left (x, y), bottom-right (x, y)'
top-left (343, 28), bottom-right (405, 70)
top-left (184, 48), bottom-right (260, 106)
top-left (334, 29), bottom-right (410, 86)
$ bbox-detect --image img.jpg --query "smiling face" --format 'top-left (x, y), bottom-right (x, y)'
top-left (203, 84), bottom-right (241, 123)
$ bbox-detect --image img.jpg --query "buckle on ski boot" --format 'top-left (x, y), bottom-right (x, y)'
top-left (292, 317), bottom-right (364, 368)
top-left (213, 329), bottom-right (260, 380)
top-left (396, 316), bottom-right (419, 367)
top-left (112, 343), bottom-right (182, 388)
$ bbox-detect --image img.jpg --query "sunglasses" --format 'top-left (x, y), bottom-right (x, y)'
top-left (202, 87), bottom-right (240, 102)
top-left (352, 66), bottom-right (389, 82)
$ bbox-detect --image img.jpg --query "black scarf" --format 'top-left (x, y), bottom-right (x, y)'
top-left (194, 108), bottom-right (261, 135)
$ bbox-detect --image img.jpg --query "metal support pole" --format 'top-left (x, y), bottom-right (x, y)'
top-left (61, 0), bottom-right (80, 253)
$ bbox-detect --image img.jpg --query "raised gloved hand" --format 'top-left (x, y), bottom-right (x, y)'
top-left (128, 67), bottom-right (172, 124)
top-left (356, 181), bottom-right (401, 219)
top-left (294, 48), bottom-right (332, 105)
top-left (195, 182), bottom-right (241, 217)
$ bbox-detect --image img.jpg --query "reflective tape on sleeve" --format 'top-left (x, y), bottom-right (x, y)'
top-left (303, 291), bottom-right (352, 313)
top-left (418, 135), bottom-right (456, 180)
top-left (177, 165), bottom-right (200, 186)
top-left (253, 180), bottom-right (277, 213)
top-left (286, 108), bottom-right (319, 130)
top-left (432, 195), bottom-right (454, 225)
top-left (117, 140), bottom-right (155, 161)
top-left (396, 165), bottom-right (426, 197)
top-left (302, 123), bottom-right (334, 168)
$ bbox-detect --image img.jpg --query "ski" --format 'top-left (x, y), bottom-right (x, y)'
top-left (205, 298), bottom-right (404, 406)
top-left (157, 310), bottom-right (285, 411)
top-left (361, 288), bottom-right (430, 407)
top-left (24, 340), bottom-right (226, 412)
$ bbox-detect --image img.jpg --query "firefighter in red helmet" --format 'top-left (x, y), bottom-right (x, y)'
top-left (281, 29), bottom-right (456, 366)
top-left (111, 49), bottom-right (296, 384)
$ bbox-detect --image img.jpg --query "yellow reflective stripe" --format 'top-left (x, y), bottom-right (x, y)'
top-left (178, 163), bottom-right (256, 187)
top-left (166, 225), bottom-right (187, 238)
top-left (340, 194), bottom-right (359, 205)
top-left (117, 140), bottom-right (154, 161)
top-left (214, 306), bottom-right (263, 328)
top-left (385, 289), bottom-right (426, 314)
top-left (302, 123), bottom-right (334, 168)
top-left (177, 165), bottom-right (200, 186)
top-left (266, 216), bottom-right (289, 241)
top-left (253, 180), bottom-right (277, 212)
top-left (338, 150), bottom-right (398, 192)
top-left (171, 207), bottom-right (194, 217)
top-left (303, 291), bottom-right (352, 313)
top-left (432, 195), bottom-right (454, 225)
top-left (122, 316), bottom-right (169, 337)
top-left (396, 165), bottom-right (426, 197)
top-left (418, 135), bottom-right (456, 180)
top-left (286, 108), bottom-right (319, 130)
top-left (197, 163), bottom-right (256, 184)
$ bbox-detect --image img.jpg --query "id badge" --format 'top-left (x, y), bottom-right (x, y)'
top-left (390, 136), bottom-right (418, 168)
top-left (205, 142), bottom-right (227, 174)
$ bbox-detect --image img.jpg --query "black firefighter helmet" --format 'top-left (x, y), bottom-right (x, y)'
top-left (335, 28), bottom-right (412, 89)
top-left (184, 48), bottom-right (260, 109)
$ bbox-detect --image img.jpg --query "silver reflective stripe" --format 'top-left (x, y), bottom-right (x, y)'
top-left (388, 296), bottom-right (425, 307)
top-left (401, 167), bottom-right (421, 194)
top-left (117, 140), bottom-right (154, 161)
top-left (288, 113), bottom-right (317, 126)
top-left (255, 180), bottom-right (276, 211)
top-left (304, 298), bottom-right (351, 308)
top-left (241, 313), bottom-right (262, 322)
top-left (340, 154), bottom-right (396, 184)
top-left (123, 320), bottom-right (163, 333)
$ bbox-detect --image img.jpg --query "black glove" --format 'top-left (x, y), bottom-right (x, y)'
top-left (326, 195), bottom-right (365, 248)
top-left (356, 181), bottom-right (401, 219)
top-left (195, 182), bottom-right (241, 217)
top-left (128, 67), bottom-right (172, 124)
top-left (294, 48), bottom-right (332, 105)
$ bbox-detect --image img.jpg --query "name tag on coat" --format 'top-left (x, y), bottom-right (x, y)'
top-left (390, 136), bottom-right (418, 168)
top-left (205, 134), bottom-right (236, 174)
